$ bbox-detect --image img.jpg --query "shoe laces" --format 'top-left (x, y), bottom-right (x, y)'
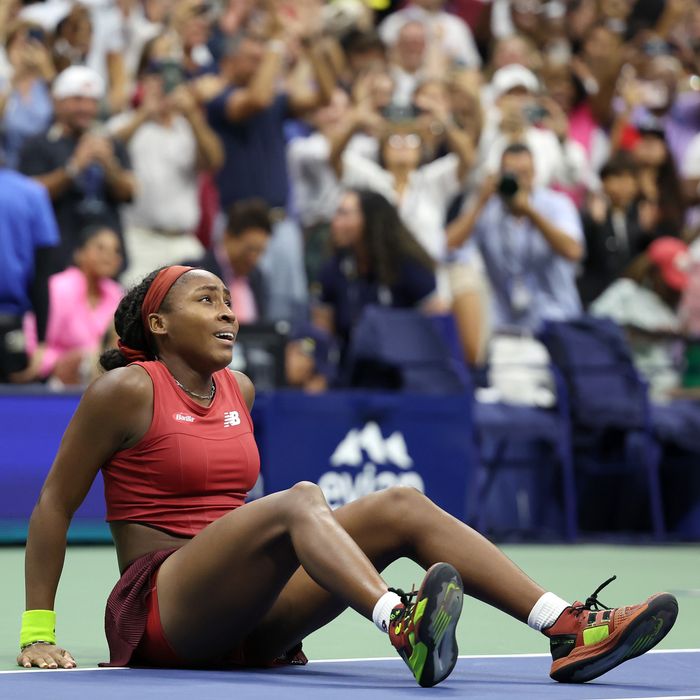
top-left (389, 586), bottom-right (418, 621)
top-left (572, 575), bottom-right (617, 615)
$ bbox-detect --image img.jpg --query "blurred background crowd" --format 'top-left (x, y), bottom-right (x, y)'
top-left (2, 0), bottom-right (700, 400)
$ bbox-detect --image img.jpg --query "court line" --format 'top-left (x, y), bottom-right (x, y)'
top-left (2, 648), bottom-right (697, 674)
top-left (311, 648), bottom-right (700, 663)
top-left (597, 696), bottom-right (700, 700)
top-left (0, 666), bottom-right (127, 675)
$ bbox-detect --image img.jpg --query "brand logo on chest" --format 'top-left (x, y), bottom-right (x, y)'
top-left (173, 413), bottom-right (196, 423)
top-left (223, 410), bottom-right (241, 427)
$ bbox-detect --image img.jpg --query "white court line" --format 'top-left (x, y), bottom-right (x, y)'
top-left (311, 648), bottom-right (700, 664)
top-left (1, 648), bottom-right (697, 674)
top-left (596, 696), bottom-right (700, 700)
top-left (0, 666), bottom-right (127, 675)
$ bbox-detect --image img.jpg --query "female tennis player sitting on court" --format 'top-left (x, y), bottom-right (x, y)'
top-left (18, 266), bottom-right (678, 687)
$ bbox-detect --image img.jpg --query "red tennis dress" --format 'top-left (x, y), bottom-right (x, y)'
top-left (101, 361), bottom-right (288, 667)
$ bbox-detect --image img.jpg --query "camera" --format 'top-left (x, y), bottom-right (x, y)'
top-left (522, 103), bottom-right (549, 124)
top-left (27, 27), bottom-right (45, 43)
top-left (381, 103), bottom-right (419, 123)
top-left (498, 172), bottom-right (519, 199)
top-left (158, 60), bottom-right (185, 94)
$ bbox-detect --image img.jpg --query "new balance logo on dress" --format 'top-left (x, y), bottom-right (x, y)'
top-left (223, 411), bottom-right (241, 427)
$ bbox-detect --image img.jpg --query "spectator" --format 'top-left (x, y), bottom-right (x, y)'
top-left (184, 199), bottom-right (272, 325)
top-left (287, 86), bottom-right (380, 286)
top-left (578, 153), bottom-right (656, 307)
top-left (0, 160), bottom-right (59, 383)
top-left (285, 323), bottom-right (338, 393)
top-left (331, 83), bottom-right (475, 263)
top-left (205, 24), bottom-right (336, 323)
top-left (18, 66), bottom-right (134, 276)
top-left (485, 34), bottom-right (542, 78)
top-left (109, 58), bottom-right (223, 287)
top-left (24, 225), bottom-right (124, 386)
top-left (90, 0), bottom-right (162, 90)
top-left (590, 236), bottom-right (689, 398)
top-left (480, 64), bottom-right (590, 194)
top-left (313, 189), bottom-right (438, 354)
top-left (170, 0), bottom-right (217, 78)
top-left (540, 59), bottom-right (610, 190)
top-left (387, 20), bottom-right (445, 108)
top-left (339, 29), bottom-right (387, 86)
top-left (50, 4), bottom-right (92, 75)
top-left (681, 129), bottom-right (700, 212)
top-left (631, 119), bottom-right (687, 238)
top-left (378, 0), bottom-right (482, 70)
top-left (622, 55), bottom-right (700, 170)
top-left (447, 143), bottom-right (583, 334)
top-left (51, 2), bottom-right (129, 114)
top-left (0, 21), bottom-right (55, 169)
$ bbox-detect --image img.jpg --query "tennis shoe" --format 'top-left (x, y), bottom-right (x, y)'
top-left (545, 575), bottom-right (679, 683)
top-left (388, 562), bottom-right (463, 687)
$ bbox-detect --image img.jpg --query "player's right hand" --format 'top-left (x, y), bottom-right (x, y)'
top-left (17, 642), bottom-right (76, 669)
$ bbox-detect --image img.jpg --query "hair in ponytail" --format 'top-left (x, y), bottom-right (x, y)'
top-left (99, 270), bottom-right (161, 371)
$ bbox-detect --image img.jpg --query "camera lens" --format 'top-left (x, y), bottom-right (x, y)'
top-left (498, 172), bottom-right (519, 198)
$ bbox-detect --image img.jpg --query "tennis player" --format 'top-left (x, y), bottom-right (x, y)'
top-left (18, 266), bottom-right (678, 687)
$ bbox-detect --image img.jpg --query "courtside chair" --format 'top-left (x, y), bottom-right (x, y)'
top-left (428, 314), bottom-right (578, 543)
top-left (538, 316), bottom-right (665, 540)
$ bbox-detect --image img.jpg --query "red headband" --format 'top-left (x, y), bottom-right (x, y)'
top-left (117, 266), bottom-right (194, 364)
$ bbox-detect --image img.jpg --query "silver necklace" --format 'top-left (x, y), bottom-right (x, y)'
top-left (174, 377), bottom-right (216, 401)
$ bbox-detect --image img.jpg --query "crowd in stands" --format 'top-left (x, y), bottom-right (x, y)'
top-left (2, 0), bottom-right (700, 399)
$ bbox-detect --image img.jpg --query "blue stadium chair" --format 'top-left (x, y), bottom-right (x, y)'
top-left (538, 316), bottom-right (665, 539)
top-left (429, 314), bottom-right (578, 542)
top-left (345, 307), bottom-right (577, 540)
top-left (468, 362), bottom-right (577, 542)
top-left (650, 398), bottom-right (700, 540)
top-left (344, 306), bottom-right (470, 394)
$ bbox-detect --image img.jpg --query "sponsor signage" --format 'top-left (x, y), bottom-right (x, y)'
top-left (255, 391), bottom-right (476, 520)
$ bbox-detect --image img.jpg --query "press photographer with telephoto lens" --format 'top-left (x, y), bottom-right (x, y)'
top-left (446, 143), bottom-right (584, 334)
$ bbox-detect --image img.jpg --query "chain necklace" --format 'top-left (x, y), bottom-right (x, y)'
top-left (174, 377), bottom-right (216, 401)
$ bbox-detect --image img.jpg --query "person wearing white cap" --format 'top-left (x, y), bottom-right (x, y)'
top-left (480, 64), bottom-right (589, 194)
top-left (18, 65), bottom-right (135, 275)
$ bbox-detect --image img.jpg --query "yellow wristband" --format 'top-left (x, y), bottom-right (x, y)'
top-left (20, 610), bottom-right (56, 649)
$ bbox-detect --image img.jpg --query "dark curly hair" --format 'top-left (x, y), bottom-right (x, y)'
top-left (99, 269), bottom-right (170, 371)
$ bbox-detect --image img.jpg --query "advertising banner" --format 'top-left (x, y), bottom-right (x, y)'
top-left (255, 391), bottom-right (476, 520)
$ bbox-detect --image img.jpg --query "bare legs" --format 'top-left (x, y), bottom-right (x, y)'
top-left (156, 485), bottom-right (546, 664)
top-left (244, 487), bottom-right (545, 659)
top-left (156, 482), bottom-right (388, 661)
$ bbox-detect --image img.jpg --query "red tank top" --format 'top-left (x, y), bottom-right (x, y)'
top-left (102, 361), bottom-right (260, 537)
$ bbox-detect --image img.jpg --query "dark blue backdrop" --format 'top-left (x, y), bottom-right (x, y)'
top-left (0, 389), bottom-right (477, 542)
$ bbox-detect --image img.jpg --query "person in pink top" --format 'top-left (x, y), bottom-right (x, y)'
top-left (25, 225), bottom-right (124, 384)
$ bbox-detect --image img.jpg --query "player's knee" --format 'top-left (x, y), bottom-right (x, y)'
top-left (377, 486), bottom-right (428, 527)
top-left (286, 481), bottom-right (329, 515)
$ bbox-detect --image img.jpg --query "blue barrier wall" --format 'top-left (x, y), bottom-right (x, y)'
top-left (0, 389), bottom-right (477, 543)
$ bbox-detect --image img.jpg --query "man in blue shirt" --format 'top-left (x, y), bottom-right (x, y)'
top-left (0, 163), bottom-right (59, 382)
top-left (205, 30), bottom-right (335, 324)
top-left (447, 143), bottom-right (584, 333)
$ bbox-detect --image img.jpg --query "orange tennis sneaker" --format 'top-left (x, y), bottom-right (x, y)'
top-left (545, 576), bottom-right (679, 683)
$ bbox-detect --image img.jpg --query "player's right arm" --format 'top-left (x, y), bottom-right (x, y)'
top-left (18, 366), bottom-right (153, 668)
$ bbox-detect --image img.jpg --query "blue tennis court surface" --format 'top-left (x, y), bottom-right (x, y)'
top-left (2, 650), bottom-right (698, 700)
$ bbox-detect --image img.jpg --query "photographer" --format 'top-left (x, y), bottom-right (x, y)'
top-left (446, 143), bottom-right (583, 334)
